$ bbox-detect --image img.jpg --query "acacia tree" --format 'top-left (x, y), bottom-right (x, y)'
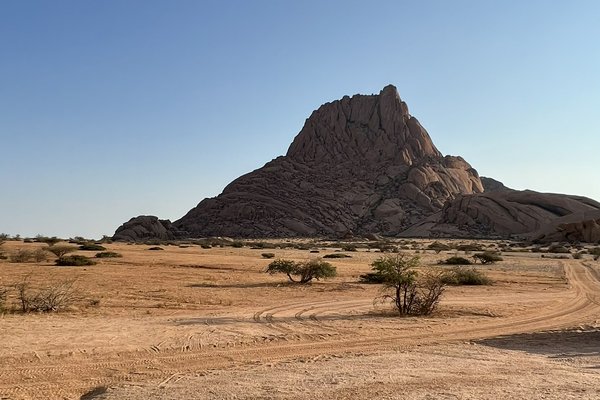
top-left (370, 254), bottom-right (446, 316)
top-left (45, 245), bottom-right (77, 259)
top-left (473, 251), bottom-right (503, 264)
top-left (266, 259), bottom-right (337, 283)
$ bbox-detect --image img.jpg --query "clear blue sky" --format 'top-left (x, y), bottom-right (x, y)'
top-left (1, 1), bottom-right (599, 239)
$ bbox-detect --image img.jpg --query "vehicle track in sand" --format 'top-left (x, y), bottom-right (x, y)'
top-left (1, 262), bottom-right (599, 399)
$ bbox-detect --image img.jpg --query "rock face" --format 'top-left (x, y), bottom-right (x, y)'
top-left (532, 210), bottom-right (600, 244)
top-left (113, 216), bottom-right (177, 242)
top-left (436, 190), bottom-right (600, 238)
top-left (171, 85), bottom-right (483, 238)
top-left (480, 177), bottom-right (510, 192)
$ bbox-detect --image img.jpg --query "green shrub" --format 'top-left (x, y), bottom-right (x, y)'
top-left (261, 252), bottom-right (275, 259)
top-left (56, 255), bottom-right (96, 266)
top-left (441, 267), bottom-right (492, 285)
top-left (473, 251), bottom-right (503, 264)
top-left (323, 253), bottom-right (351, 259)
top-left (231, 241), bottom-right (244, 248)
top-left (370, 254), bottom-right (445, 316)
top-left (266, 259), bottom-right (337, 283)
top-left (78, 243), bottom-right (106, 251)
top-left (572, 252), bottom-right (584, 260)
top-left (440, 256), bottom-right (472, 265)
top-left (342, 244), bottom-right (358, 252)
top-left (148, 246), bottom-right (164, 251)
top-left (95, 251), bottom-right (122, 258)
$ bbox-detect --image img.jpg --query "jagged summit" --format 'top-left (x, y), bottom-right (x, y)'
top-left (286, 85), bottom-right (441, 166)
top-left (115, 85), bottom-right (486, 239)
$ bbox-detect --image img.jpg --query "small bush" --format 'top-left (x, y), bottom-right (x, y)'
top-left (441, 267), bottom-right (492, 285)
top-left (261, 252), bottom-right (275, 259)
top-left (548, 244), bottom-right (570, 254)
top-left (589, 247), bottom-right (600, 261)
top-left (95, 251), bottom-right (122, 258)
top-left (342, 244), bottom-right (358, 252)
top-left (79, 243), bottom-right (106, 251)
top-left (456, 243), bottom-right (483, 252)
top-left (359, 272), bottom-right (387, 284)
top-left (231, 241), bottom-right (244, 248)
top-left (200, 244), bottom-right (212, 249)
top-left (440, 256), bottom-right (472, 265)
top-left (0, 287), bottom-right (8, 312)
top-left (323, 253), bottom-right (352, 259)
top-left (266, 258), bottom-right (337, 283)
top-left (572, 252), bottom-right (583, 260)
top-left (428, 241), bottom-right (450, 253)
top-left (56, 255), bottom-right (96, 266)
top-left (148, 246), bottom-right (164, 251)
top-left (473, 251), bottom-right (503, 264)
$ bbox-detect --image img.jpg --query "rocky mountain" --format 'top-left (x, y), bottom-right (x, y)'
top-left (113, 85), bottom-right (600, 243)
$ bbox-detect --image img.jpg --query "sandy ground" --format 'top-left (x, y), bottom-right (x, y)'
top-left (0, 240), bottom-right (599, 399)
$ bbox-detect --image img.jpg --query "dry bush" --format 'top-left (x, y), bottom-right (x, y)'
top-left (15, 278), bottom-right (78, 312)
top-left (8, 249), bottom-right (46, 263)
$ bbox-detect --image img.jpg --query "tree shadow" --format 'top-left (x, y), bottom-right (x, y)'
top-left (187, 282), bottom-right (293, 289)
top-left (478, 328), bottom-right (600, 366)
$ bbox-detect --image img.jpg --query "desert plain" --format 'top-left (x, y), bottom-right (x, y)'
top-left (1, 239), bottom-right (600, 399)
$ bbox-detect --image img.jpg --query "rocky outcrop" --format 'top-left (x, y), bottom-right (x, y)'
top-left (172, 85), bottom-right (483, 238)
top-left (113, 85), bottom-right (600, 243)
top-left (481, 177), bottom-right (510, 192)
top-left (113, 216), bottom-right (177, 242)
top-left (532, 210), bottom-right (600, 244)
top-left (436, 190), bottom-right (600, 239)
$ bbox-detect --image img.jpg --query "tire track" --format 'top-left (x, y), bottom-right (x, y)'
top-left (2, 262), bottom-right (599, 400)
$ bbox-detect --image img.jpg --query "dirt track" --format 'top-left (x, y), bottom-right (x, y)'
top-left (1, 242), bottom-right (599, 399)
